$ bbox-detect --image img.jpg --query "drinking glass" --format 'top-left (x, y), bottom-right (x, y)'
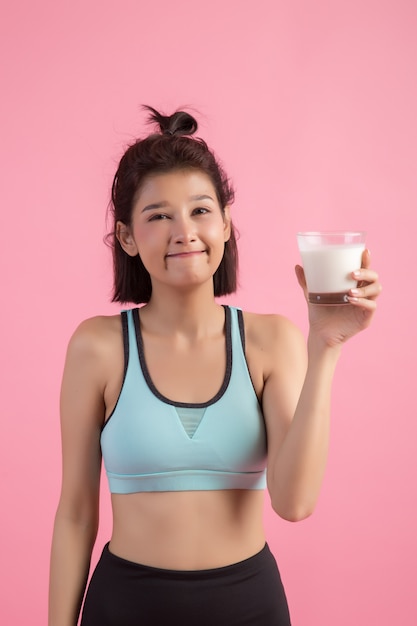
top-left (297, 231), bottom-right (366, 304)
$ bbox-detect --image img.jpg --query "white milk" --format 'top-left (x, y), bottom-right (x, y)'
top-left (300, 244), bottom-right (365, 295)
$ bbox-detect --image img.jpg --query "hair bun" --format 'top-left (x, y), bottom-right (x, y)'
top-left (143, 105), bottom-right (198, 137)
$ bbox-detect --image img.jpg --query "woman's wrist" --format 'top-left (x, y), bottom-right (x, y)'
top-left (307, 331), bottom-right (342, 364)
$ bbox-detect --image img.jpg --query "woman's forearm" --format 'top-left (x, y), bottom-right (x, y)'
top-left (268, 333), bottom-right (342, 521)
top-left (48, 513), bottom-right (97, 626)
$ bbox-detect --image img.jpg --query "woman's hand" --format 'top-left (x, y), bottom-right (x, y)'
top-left (295, 249), bottom-right (382, 347)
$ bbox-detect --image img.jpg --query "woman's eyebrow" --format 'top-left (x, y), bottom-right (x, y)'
top-left (142, 195), bottom-right (215, 212)
top-left (189, 194), bottom-right (215, 202)
top-left (141, 201), bottom-right (169, 213)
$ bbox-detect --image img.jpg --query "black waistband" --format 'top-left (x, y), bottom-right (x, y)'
top-left (101, 542), bottom-right (273, 581)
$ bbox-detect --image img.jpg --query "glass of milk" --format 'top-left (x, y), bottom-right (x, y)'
top-left (297, 231), bottom-right (366, 304)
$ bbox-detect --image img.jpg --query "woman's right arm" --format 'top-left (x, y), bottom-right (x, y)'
top-left (48, 319), bottom-right (107, 626)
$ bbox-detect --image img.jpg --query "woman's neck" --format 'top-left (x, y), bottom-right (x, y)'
top-left (140, 284), bottom-right (224, 339)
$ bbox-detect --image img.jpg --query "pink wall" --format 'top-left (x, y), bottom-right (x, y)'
top-left (1, 1), bottom-right (416, 624)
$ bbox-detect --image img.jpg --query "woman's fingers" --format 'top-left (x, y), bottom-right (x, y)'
top-left (350, 268), bottom-right (382, 301)
top-left (295, 264), bottom-right (307, 291)
top-left (347, 250), bottom-right (381, 310)
top-left (361, 248), bottom-right (372, 269)
top-left (347, 294), bottom-right (378, 311)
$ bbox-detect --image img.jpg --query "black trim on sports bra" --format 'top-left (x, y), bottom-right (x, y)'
top-left (133, 305), bottom-right (233, 409)
top-left (121, 310), bottom-right (130, 380)
top-left (101, 311), bottom-right (130, 431)
top-left (237, 309), bottom-right (263, 408)
top-left (237, 309), bottom-right (246, 353)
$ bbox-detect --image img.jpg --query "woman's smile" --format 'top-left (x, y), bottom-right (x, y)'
top-left (166, 250), bottom-right (207, 259)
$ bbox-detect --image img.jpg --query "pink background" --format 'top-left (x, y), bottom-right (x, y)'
top-left (1, 1), bottom-right (416, 624)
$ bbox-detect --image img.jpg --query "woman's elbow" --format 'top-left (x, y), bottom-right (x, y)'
top-left (270, 498), bottom-right (316, 523)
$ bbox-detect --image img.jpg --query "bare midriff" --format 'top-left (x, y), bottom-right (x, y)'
top-left (109, 489), bottom-right (266, 570)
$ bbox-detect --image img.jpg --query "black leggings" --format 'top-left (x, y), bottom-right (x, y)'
top-left (81, 543), bottom-right (291, 625)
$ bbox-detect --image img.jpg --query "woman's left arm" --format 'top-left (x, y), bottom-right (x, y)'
top-left (263, 250), bottom-right (381, 522)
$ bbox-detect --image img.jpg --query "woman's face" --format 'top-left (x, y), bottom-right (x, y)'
top-left (117, 169), bottom-right (231, 294)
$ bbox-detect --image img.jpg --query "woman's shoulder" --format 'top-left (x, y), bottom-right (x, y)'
top-left (237, 309), bottom-right (307, 382)
top-left (236, 311), bottom-right (306, 377)
top-left (238, 308), bottom-right (306, 358)
top-left (66, 312), bottom-right (123, 361)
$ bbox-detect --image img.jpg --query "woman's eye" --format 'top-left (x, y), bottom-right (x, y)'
top-left (193, 207), bottom-right (209, 215)
top-left (148, 213), bottom-right (168, 221)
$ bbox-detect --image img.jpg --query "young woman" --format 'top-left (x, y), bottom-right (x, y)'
top-left (48, 107), bottom-right (381, 626)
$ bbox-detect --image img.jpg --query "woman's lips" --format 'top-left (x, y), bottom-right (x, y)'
top-left (166, 250), bottom-right (206, 258)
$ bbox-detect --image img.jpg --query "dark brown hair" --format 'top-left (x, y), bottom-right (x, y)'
top-left (109, 106), bottom-right (238, 304)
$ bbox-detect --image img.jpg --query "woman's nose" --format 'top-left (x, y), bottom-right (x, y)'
top-left (171, 216), bottom-right (197, 244)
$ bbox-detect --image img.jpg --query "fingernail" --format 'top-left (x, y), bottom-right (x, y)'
top-left (353, 270), bottom-right (361, 277)
top-left (350, 288), bottom-right (360, 295)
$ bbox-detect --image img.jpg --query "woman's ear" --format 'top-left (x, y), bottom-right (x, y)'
top-left (223, 206), bottom-right (232, 242)
top-left (116, 221), bottom-right (138, 257)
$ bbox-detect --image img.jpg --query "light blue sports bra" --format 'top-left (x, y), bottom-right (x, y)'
top-left (101, 306), bottom-right (267, 493)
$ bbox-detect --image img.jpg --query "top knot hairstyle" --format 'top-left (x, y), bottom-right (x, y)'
top-left (109, 106), bottom-right (238, 304)
top-left (145, 105), bottom-right (198, 136)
